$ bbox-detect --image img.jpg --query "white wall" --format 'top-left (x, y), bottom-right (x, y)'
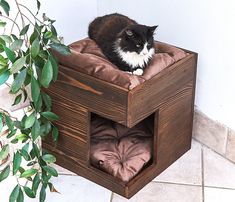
top-left (8, 1), bottom-right (235, 130)
top-left (41, 0), bottom-right (98, 44)
top-left (97, 0), bottom-right (235, 130)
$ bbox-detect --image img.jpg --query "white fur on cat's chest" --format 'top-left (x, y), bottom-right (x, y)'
top-left (116, 45), bottom-right (154, 69)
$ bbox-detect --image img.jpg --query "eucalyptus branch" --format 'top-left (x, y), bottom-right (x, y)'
top-left (14, 0), bottom-right (25, 27)
top-left (0, 15), bottom-right (21, 32)
top-left (21, 13), bottom-right (51, 55)
top-left (19, 3), bottom-right (44, 25)
top-left (0, 1), bottom-right (71, 201)
top-left (10, 11), bottom-right (20, 33)
top-left (15, 0), bottom-right (29, 44)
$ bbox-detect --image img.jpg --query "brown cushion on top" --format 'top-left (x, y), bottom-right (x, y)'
top-left (51, 38), bottom-right (188, 90)
top-left (90, 115), bottom-right (153, 182)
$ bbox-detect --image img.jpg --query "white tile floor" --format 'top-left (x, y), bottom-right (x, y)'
top-left (1, 139), bottom-right (235, 202)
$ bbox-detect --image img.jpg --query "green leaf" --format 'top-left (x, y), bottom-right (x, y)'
top-left (32, 173), bottom-right (40, 193)
top-left (30, 30), bottom-right (39, 45)
top-left (41, 92), bottom-right (52, 110)
top-left (40, 185), bottom-right (46, 202)
top-left (0, 54), bottom-right (7, 66)
top-left (15, 133), bottom-right (28, 141)
top-left (49, 43), bottom-right (71, 55)
top-left (51, 25), bottom-right (57, 37)
top-left (23, 186), bottom-right (36, 198)
top-left (0, 0), bottom-right (10, 16)
top-left (31, 76), bottom-right (40, 104)
top-left (0, 69), bottom-right (10, 85)
top-left (0, 34), bottom-right (12, 43)
top-left (13, 151), bottom-right (22, 175)
top-left (5, 115), bottom-right (14, 131)
top-left (3, 45), bottom-right (16, 62)
top-left (0, 144), bottom-right (9, 160)
top-left (44, 31), bottom-right (52, 39)
top-left (40, 60), bottom-right (53, 88)
top-left (42, 154), bottom-right (56, 163)
top-left (20, 24), bottom-right (30, 36)
top-left (0, 165), bottom-right (10, 182)
top-left (32, 119), bottom-right (40, 141)
top-left (0, 113), bottom-right (2, 132)
top-left (24, 112), bottom-right (36, 129)
top-left (12, 94), bottom-right (22, 106)
top-left (7, 128), bottom-right (17, 138)
top-left (32, 143), bottom-right (40, 158)
top-left (0, 21), bottom-right (6, 27)
top-left (52, 126), bottom-right (59, 142)
top-left (17, 187), bottom-right (24, 202)
top-left (20, 168), bottom-right (38, 178)
top-left (22, 142), bottom-right (29, 152)
top-left (31, 38), bottom-right (40, 58)
top-left (40, 122), bottom-right (52, 136)
top-left (34, 94), bottom-right (42, 112)
top-left (10, 57), bottom-right (26, 74)
top-left (36, 0), bottom-right (41, 14)
top-left (10, 39), bottom-right (23, 51)
top-left (20, 149), bottom-right (30, 161)
top-left (10, 185), bottom-right (20, 202)
top-left (11, 69), bottom-right (27, 93)
top-left (42, 165), bottom-right (58, 177)
top-left (41, 111), bottom-right (59, 121)
top-left (49, 54), bottom-right (58, 81)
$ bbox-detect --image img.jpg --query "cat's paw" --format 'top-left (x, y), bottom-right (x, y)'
top-left (125, 71), bottom-right (133, 74)
top-left (133, 69), bottom-right (143, 76)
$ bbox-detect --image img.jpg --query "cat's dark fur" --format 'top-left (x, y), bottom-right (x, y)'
top-left (88, 13), bottom-right (158, 75)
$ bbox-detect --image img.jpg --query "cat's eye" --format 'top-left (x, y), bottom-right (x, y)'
top-left (136, 44), bottom-right (141, 48)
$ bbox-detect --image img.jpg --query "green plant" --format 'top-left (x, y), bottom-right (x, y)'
top-left (0, 0), bottom-right (70, 201)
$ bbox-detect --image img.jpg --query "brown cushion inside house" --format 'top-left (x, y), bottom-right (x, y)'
top-left (90, 115), bottom-right (153, 182)
top-left (51, 38), bottom-right (188, 90)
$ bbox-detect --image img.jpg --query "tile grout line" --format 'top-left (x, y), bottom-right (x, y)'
top-left (153, 180), bottom-right (202, 188)
top-left (224, 126), bottom-right (229, 157)
top-left (201, 146), bottom-right (205, 202)
top-left (193, 138), bottom-right (235, 166)
top-left (154, 180), bottom-right (235, 191)
top-left (204, 185), bottom-right (235, 191)
top-left (109, 192), bottom-right (114, 202)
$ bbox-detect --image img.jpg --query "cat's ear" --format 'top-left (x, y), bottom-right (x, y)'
top-left (149, 25), bottom-right (158, 34)
top-left (125, 29), bottom-right (134, 37)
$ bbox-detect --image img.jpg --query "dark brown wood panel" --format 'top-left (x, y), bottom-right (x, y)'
top-left (43, 103), bottom-right (89, 163)
top-left (126, 81), bottom-right (194, 198)
top-left (42, 143), bottom-right (128, 195)
top-left (48, 65), bottom-right (128, 125)
top-left (128, 54), bottom-right (196, 127)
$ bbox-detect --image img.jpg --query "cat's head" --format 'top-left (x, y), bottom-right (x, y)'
top-left (116, 24), bottom-right (158, 55)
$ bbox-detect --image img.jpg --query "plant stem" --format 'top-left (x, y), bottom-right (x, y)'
top-left (0, 15), bottom-right (21, 32)
top-left (10, 11), bottom-right (20, 33)
top-left (18, 3), bottom-right (45, 25)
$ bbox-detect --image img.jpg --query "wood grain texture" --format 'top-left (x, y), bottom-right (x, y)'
top-left (48, 65), bottom-right (128, 125)
top-left (42, 51), bottom-right (198, 198)
top-left (128, 54), bottom-right (196, 127)
top-left (43, 101), bottom-right (89, 163)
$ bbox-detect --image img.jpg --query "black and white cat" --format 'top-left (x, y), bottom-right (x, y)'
top-left (88, 13), bottom-right (158, 75)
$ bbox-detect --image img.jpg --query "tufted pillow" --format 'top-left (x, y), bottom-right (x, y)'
top-left (51, 38), bottom-right (188, 90)
top-left (90, 115), bottom-right (153, 182)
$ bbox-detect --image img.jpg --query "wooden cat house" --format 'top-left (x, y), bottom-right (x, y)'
top-left (42, 38), bottom-right (197, 198)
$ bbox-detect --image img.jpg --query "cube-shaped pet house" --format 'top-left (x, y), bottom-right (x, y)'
top-left (42, 38), bottom-right (197, 198)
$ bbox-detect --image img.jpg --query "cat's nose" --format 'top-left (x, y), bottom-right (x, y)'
top-left (142, 51), bottom-right (148, 55)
